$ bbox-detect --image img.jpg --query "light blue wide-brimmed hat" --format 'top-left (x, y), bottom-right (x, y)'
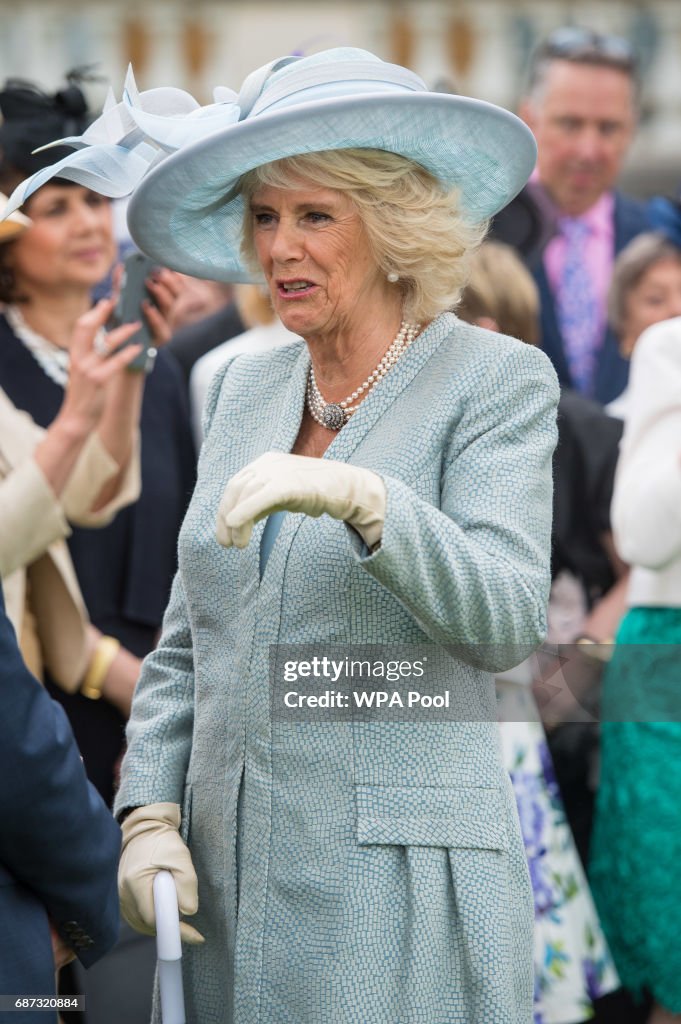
top-left (5, 47), bottom-right (536, 283)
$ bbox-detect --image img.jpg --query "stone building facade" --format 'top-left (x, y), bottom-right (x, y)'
top-left (0, 1), bottom-right (679, 195)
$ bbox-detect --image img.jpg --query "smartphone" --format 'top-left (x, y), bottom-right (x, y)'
top-left (108, 252), bottom-right (158, 371)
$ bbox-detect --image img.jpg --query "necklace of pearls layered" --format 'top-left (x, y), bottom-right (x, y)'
top-left (6, 305), bottom-right (71, 387)
top-left (5, 304), bottom-right (108, 389)
top-left (306, 319), bottom-right (420, 430)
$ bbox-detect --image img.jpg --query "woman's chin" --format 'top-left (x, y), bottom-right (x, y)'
top-left (68, 263), bottom-right (115, 290)
top-left (277, 308), bottom-right (317, 339)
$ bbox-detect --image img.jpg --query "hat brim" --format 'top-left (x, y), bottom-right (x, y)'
top-left (0, 220), bottom-right (27, 242)
top-left (0, 195), bottom-right (31, 242)
top-left (127, 91), bottom-right (536, 282)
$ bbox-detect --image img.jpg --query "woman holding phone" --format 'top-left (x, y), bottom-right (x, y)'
top-left (0, 75), bottom-right (196, 807)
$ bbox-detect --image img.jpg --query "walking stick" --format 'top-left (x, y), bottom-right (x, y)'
top-left (153, 871), bottom-right (186, 1024)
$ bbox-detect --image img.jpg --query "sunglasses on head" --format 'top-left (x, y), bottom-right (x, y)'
top-left (541, 27), bottom-right (636, 69)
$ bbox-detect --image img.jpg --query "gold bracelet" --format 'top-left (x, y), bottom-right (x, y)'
top-left (575, 635), bottom-right (615, 664)
top-left (81, 636), bottom-right (121, 700)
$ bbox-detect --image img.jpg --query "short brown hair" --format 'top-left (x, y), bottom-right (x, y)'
top-left (608, 232), bottom-right (681, 336)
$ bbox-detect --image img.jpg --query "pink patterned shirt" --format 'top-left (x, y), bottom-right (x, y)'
top-left (533, 173), bottom-right (616, 345)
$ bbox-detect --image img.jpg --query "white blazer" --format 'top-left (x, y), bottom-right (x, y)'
top-left (612, 317), bottom-right (681, 606)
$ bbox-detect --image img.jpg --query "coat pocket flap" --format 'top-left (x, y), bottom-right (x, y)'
top-left (356, 784), bottom-right (508, 851)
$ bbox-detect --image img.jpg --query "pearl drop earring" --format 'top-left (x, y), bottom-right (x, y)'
top-left (387, 270), bottom-right (399, 283)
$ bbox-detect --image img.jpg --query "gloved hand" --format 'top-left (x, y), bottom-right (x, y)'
top-left (216, 451), bottom-right (386, 550)
top-left (118, 803), bottom-right (204, 944)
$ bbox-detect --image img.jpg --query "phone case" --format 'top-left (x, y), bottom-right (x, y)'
top-left (109, 252), bottom-right (158, 371)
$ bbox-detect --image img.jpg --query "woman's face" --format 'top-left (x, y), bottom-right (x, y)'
top-left (9, 184), bottom-right (116, 296)
top-left (620, 256), bottom-right (681, 357)
top-left (249, 182), bottom-right (392, 340)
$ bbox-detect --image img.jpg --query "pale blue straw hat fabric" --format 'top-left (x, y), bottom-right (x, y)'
top-left (5, 47), bottom-right (537, 282)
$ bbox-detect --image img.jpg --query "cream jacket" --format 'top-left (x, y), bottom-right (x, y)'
top-left (0, 388), bottom-right (141, 690)
top-left (612, 318), bottom-right (681, 606)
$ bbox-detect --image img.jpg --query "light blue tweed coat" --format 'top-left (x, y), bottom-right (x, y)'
top-left (116, 312), bottom-right (559, 1024)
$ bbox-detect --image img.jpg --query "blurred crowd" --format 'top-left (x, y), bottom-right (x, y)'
top-left (1, 24), bottom-right (681, 1024)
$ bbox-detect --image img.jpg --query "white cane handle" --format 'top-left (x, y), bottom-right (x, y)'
top-left (153, 871), bottom-right (186, 1024)
top-left (153, 870), bottom-right (182, 961)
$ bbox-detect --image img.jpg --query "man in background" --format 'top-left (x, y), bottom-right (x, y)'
top-left (518, 27), bottom-right (649, 404)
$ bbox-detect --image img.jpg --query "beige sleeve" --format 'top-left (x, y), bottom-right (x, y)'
top-left (62, 430), bottom-right (142, 527)
top-left (0, 458), bottom-right (70, 578)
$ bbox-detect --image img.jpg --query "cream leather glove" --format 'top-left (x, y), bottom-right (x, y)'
top-left (119, 803), bottom-right (204, 944)
top-left (216, 451), bottom-right (386, 550)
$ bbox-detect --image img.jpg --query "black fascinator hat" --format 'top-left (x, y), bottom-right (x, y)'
top-left (0, 69), bottom-right (94, 190)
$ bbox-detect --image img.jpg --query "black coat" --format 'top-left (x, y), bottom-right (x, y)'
top-left (166, 301), bottom-right (244, 383)
top-left (552, 389), bottom-right (623, 601)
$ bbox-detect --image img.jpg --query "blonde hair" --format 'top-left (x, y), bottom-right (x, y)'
top-left (457, 240), bottom-right (540, 345)
top-left (234, 283), bottom-right (275, 329)
top-left (239, 148), bottom-right (488, 323)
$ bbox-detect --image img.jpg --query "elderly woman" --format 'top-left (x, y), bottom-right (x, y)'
top-left (12, 48), bottom-right (559, 1022)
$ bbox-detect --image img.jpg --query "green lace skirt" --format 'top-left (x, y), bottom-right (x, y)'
top-left (589, 606), bottom-right (681, 1012)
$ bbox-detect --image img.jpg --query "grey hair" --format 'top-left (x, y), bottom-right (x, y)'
top-left (525, 40), bottom-right (639, 107)
top-left (608, 232), bottom-right (681, 335)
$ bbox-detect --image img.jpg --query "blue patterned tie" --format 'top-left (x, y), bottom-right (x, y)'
top-left (555, 218), bottom-right (600, 395)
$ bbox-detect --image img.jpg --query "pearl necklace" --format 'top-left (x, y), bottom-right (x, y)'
top-left (306, 320), bottom-right (420, 430)
top-left (5, 304), bottom-right (108, 389)
top-left (6, 305), bottom-right (71, 387)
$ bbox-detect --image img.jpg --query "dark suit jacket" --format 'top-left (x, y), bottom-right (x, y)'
top-left (0, 589), bottom-right (120, 1022)
top-left (531, 191), bottom-right (649, 405)
top-left (552, 389), bottom-right (623, 600)
top-left (166, 301), bottom-right (245, 383)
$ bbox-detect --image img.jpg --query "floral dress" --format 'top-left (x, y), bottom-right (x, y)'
top-left (498, 682), bottom-right (619, 1023)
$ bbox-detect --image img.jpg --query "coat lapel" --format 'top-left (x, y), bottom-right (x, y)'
top-left (323, 313), bottom-right (456, 464)
top-left (248, 314), bottom-right (455, 582)
top-left (237, 344), bottom-right (309, 587)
